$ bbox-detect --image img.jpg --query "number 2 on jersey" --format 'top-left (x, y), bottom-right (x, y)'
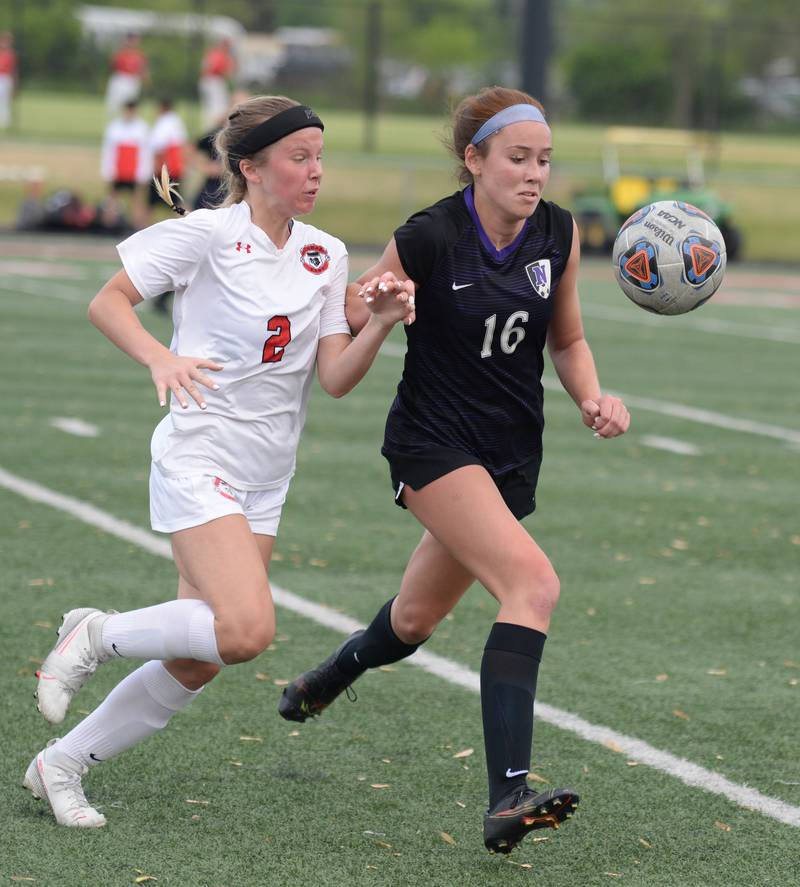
top-left (262, 315), bottom-right (292, 363)
top-left (480, 311), bottom-right (529, 358)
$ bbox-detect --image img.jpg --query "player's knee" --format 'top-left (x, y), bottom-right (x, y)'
top-left (170, 660), bottom-right (222, 690)
top-left (392, 602), bottom-right (437, 645)
top-left (217, 614), bottom-right (274, 664)
top-left (502, 558), bottom-right (560, 616)
top-left (527, 566), bottom-right (561, 615)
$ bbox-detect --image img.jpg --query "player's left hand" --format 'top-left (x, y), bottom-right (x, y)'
top-left (580, 395), bottom-right (630, 439)
top-left (361, 272), bottom-right (416, 326)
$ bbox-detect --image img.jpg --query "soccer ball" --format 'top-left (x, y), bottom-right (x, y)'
top-left (612, 200), bottom-right (727, 315)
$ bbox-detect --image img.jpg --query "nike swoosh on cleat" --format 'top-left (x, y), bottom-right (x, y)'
top-left (505, 768), bottom-right (529, 778)
top-left (452, 282), bottom-right (474, 290)
top-left (89, 753), bottom-right (103, 762)
top-left (111, 643), bottom-right (122, 657)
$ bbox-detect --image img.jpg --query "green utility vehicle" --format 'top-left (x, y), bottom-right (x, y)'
top-left (573, 127), bottom-right (743, 260)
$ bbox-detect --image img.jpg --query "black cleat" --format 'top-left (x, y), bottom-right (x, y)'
top-left (278, 631), bottom-right (364, 723)
top-left (483, 786), bottom-right (579, 854)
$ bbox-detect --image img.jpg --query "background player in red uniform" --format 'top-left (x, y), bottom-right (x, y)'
top-left (199, 37), bottom-right (236, 129)
top-left (0, 31), bottom-right (17, 130)
top-left (105, 33), bottom-right (149, 116)
top-left (279, 86), bottom-right (630, 854)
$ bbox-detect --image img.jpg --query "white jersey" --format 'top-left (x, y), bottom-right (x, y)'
top-left (117, 201), bottom-right (350, 489)
top-left (101, 116), bottom-right (151, 184)
top-left (150, 111), bottom-right (187, 150)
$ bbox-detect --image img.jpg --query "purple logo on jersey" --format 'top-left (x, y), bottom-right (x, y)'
top-left (525, 259), bottom-right (551, 298)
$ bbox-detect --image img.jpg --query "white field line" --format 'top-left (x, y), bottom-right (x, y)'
top-left (581, 303), bottom-right (800, 345)
top-left (0, 278), bottom-right (86, 303)
top-left (1, 464), bottom-right (799, 830)
top-left (379, 343), bottom-right (800, 446)
top-left (640, 435), bottom-right (700, 456)
top-left (49, 417), bottom-right (100, 438)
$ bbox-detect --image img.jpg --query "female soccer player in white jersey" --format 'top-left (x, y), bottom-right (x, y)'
top-left (279, 86), bottom-right (631, 854)
top-left (23, 95), bottom-right (413, 828)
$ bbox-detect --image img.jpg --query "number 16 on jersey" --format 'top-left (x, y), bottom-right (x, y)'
top-left (481, 311), bottom-right (529, 358)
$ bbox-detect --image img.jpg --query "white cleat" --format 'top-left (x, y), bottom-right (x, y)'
top-left (23, 740), bottom-right (107, 828)
top-left (35, 607), bottom-right (113, 724)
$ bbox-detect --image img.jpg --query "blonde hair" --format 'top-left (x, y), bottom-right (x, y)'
top-left (446, 86), bottom-right (546, 186)
top-left (152, 95), bottom-right (301, 215)
top-left (214, 95), bottom-right (300, 207)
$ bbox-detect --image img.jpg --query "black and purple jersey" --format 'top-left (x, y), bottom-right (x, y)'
top-left (383, 187), bottom-right (574, 474)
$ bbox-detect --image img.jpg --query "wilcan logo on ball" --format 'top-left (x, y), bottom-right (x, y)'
top-left (612, 200), bottom-right (727, 315)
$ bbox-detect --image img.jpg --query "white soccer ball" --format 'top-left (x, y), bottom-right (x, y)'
top-left (612, 200), bottom-right (727, 315)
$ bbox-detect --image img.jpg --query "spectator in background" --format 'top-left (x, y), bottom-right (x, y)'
top-left (101, 99), bottom-right (150, 229)
top-left (0, 31), bottom-right (17, 130)
top-left (148, 98), bottom-right (188, 219)
top-left (106, 33), bottom-right (149, 116)
top-left (199, 37), bottom-right (235, 129)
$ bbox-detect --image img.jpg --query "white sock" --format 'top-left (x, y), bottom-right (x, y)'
top-left (99, 599), bottom-right (224, 665)
top-left (56, 661), bottom-right (202, 769)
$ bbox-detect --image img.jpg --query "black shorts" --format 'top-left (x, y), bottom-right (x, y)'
top-left (111, 180), bottom-right (138, 193)
top-left (383, 446), bottom-right (542, 521)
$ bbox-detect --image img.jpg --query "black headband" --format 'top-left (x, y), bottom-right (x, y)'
top-left (227, 105), bottom-right (324, 172)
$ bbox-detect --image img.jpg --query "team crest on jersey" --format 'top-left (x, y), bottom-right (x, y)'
top-left (525, 259), bottom-right (551, 298)
top-left (300, 244), bottom-right (330, 274)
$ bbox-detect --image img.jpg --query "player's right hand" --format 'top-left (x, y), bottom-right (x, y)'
top-left (149, 353), bottom-right (223, 410)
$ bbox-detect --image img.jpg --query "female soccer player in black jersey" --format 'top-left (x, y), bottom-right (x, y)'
top-left (280, 86), bottom-right (630, 853)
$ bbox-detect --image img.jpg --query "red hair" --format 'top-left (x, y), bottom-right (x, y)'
top-left (447, 86), bottom-right (546, 185)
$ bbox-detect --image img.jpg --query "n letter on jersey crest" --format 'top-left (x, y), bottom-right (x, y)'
top-left (525, 259), bottom-right (551, 299)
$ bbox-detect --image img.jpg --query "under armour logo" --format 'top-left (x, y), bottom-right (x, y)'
top-left (235, 242), bottom-right (252, 254)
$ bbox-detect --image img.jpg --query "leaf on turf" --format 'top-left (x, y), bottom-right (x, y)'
top-left (308, 558), bottom-right (328, 567)
top-left (673, 709), bottom-right (690, 721)
top-left (453, 748), bottom-right (473, 758)
top-left (527, 772), bottom-right (548, 783)
top-left (604, 739), bottom-right (625, 753)
top-left (532, 836), bottom-right (550, 843)
top-left (288, 730), bottom-right (300, 736)
top-left (273, 679), bottom-right (289, 686)
top-left (626, 761), bottom-right (639, 767)
top-left (239, 735), bottom-right (263, 742)
top-left (638, 577), bottom-right (657, 585)
top-left (586, 607), bottom-right (597, 616)
top-left (134, 877), bottom-right (157, 884)
top-left (439, 832), bottom-right (456, 845)
top-left (254, 672), bottom-right (269, 681)
top-left (784, 660), bottom-right (799, 669)
top-left (381, 758), bottom-right (391, 763)
top-left (378, 665), bottom-right (397, 672)
top-left (370, 783), bottom-right (390, 789)
top-left (227, 760), bottom-right (242, 766)
top-left (604, 873), bottom-right (623, 878)
top-left (790, 535), bottom-right (800, 546)
top-left (671, 539), bottom-right (689, 550)
top-left (374, 840), bottom-right (392, 849)
top-left (456, 801), bottom-right (466, 808)
top-left (28, 578), bottom-right (54, 587)
top-left (185, 799), bottom-right (209, 805)
top-left (707, 669), bottom-right (727, 676)
top-left (714, 820), bottom-right (732, 832)
top-left (10, 878), bottom-right (37, 883)
top-left (363, 830), bottom-right (386, 836)
top-left (271, 551), bottom-right (284, 561)
top-left (506, 860), bottom-right (533, 868)
top-left (34, 621), bottom-right (53, 629)
top-left (638, 837), bottom-right (652, 848)
top-left (655, 674), bottom-right (669, 682)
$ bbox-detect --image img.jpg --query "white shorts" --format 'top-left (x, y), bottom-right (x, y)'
top-left (149, 462), bottom-right (291, 536)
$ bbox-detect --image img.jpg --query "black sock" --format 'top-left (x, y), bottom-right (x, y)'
top-left (480, 622), bottom-right (547, 809)
top-left (335, 597), bottom-right (423, 679)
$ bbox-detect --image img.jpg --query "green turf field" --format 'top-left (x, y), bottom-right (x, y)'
top-left (2, 91), bottom-right (799, 262)
top-left (1, 237), bottom-right (799, 886)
